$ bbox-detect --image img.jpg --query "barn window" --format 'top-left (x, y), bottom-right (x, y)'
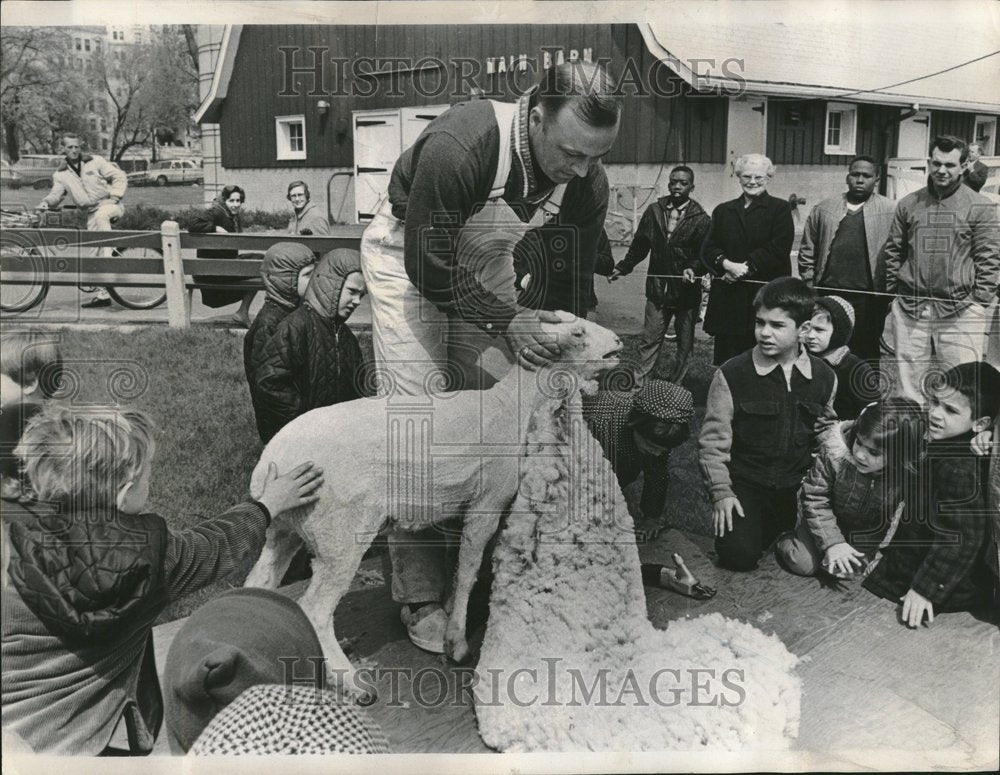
top-left (824, 102), bottom-right (857, 155)
top-left (275, 115), bottom-right (307, 161)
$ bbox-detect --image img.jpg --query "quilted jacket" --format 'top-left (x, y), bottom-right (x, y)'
top-left (244, 243), bottom-right (319, 438)
top-left (799, 420), bottom-right (896, 554)
top-left (2, 500), bottom-right (270, 754)
top-left (253, 249), bottom-right (368, 443)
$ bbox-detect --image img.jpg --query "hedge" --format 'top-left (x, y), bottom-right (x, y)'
top-left (115, 204), bottom-right (291, 233)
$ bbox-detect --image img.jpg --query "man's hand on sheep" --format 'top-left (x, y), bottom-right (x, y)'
top-left (712, 495), bottom-right (744, 537)
top-left (505, 309), bottom-right (564, 369)
top-left (256, 461), bottom-right (324, 518)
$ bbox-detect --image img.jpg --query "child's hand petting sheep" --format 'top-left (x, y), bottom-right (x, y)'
top-left (712, 495), bottom-right (744, 537)
top-left (256, 461), bottom-right (324, 518)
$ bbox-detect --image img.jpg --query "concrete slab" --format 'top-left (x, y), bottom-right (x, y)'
top-left (150, 529), bottom-right (999, 764)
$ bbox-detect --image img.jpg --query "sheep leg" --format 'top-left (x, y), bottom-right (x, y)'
top-left (244, 523), bottom-right (303, 589)
top-left (444, 508), bottom-right (502, 664)
top-left (296, 545), bottom-right (374, 703)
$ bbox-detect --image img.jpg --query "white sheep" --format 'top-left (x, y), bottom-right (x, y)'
top-left (474, 384), bottom-right (802, 751)
top-left (244, 313), bottom-right (624, 696)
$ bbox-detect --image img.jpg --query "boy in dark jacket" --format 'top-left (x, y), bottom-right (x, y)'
top-left (803, 295), bottom-right (879, 419)
top-left (864, 361), bottom-right (1000, 627)
top-left (698, 277), bottom-right (837, 571)
top-left (254, 249), bottom-right (369, 443)
top-left (1, 405), bottom-right (322, 754)
top-left (609, 166), bottom-right (711, 384)
top-left (244, 242), bottom-right (318, 439)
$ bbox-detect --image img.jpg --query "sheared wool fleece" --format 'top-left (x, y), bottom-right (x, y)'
top-left (475, 393), bottom-right (801, 752)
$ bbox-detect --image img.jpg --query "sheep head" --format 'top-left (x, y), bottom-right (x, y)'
top-left (529, 312), bottom-right (624, 400)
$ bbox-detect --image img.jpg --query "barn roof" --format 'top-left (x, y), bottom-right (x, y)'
top-left (641, 2), bottom-right (1000, 113)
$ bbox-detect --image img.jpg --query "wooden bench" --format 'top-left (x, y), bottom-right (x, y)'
top-left (1, 221), bottom-right (366, 327)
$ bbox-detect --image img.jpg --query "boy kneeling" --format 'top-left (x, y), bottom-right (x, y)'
top-left (1, 406), bottom-right (322, 754)
top-left (698, 277), bottom-right (837, 571)
top-left (864, 362), bottom-right (1000, 627)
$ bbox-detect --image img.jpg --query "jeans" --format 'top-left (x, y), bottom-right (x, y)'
top-left (636, 299), bottom-right (696, 384)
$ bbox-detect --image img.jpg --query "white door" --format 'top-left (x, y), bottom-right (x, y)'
top-left (353, 109), bottom-right (402, 223)
top-left (401, 104), bottom-right (449, 150)
top-left (975, 115), bottom-right (997, 156)
top-left (725, 96), bottom-right (767, 197)
top-left (897, 109), bottom-right (931, 158)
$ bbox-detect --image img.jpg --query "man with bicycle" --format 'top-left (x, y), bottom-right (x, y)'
top-left (38, 132), bottom-right (128, 308)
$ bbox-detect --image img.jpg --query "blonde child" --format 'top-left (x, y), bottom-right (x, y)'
top-left (1, 332), bottom-right (63, 502)
top-left (1, 405), bottom-right (323, 754)
top-left (776, 398), bottom-right (924, 577)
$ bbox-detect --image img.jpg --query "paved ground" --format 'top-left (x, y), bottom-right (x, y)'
top-left (152, 529), bottom-right (999, 765)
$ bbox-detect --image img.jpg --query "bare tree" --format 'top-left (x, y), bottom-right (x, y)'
top-left (94, 27), bottom-right (198, 162)
top-left (1, 27), bottom-right (87, 160)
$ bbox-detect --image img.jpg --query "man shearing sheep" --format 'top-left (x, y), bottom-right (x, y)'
top-left (359, 60), bottom-right (622, 653)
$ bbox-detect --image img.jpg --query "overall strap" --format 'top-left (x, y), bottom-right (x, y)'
top-left (487, 100), bottom-right (518, 199)
top-left (538, 183), bottom-right (568, 223)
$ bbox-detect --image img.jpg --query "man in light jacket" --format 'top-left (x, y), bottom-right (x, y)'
top-left (797, 155), bottom-right (896, 361)
top-left (286, 181), bottom-right (331, 236)
top-left (881, 135), bottom-right (1000, 403)
top-left (38, 132), bottom-right (128, 308)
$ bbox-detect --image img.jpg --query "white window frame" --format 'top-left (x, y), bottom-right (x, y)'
top-left (824, 102), bottom-right (858, 155)
top-left (974, 115), bottom-right (996, 156)
top-left (275, 115), bottom-right (307, 161)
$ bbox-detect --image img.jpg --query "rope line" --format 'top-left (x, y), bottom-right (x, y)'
top-left (640, 272), bottom-right (994, 306)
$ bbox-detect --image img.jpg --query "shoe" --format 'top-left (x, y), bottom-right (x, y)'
top-left (81, 296), bottom-right (112, 308)
top-left (230, 313), bottom-right (251, 329)
top-left (400, 604), bottom-right (447, 654)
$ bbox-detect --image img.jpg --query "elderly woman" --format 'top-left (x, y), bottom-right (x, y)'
top-left (189, 184), bottom-right (257, 328)
top-left (700, 154), bottom-right (794, 365)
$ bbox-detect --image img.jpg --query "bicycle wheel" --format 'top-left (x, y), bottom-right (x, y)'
top-left (0, 245), bottom-right (49, 313)
top-left (106, 247), bottom-right (168, 310)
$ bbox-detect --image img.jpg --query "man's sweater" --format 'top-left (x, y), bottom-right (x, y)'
top-left (386, 94), bottom-right (610, 330)
top-left (41, 154), bottom-right (127, 210)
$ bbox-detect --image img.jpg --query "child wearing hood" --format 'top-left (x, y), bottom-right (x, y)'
top-left (803, 295), bottom-right (879, 419)
top-left (1, 406), bottom-right (323, 754)
top-left (243, 242), bottom-right (318, 441)
top-left (253, 248), bottom-right (369, 443)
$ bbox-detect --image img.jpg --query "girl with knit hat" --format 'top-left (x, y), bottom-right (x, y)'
top-left (803, 295), bottom-right (880, 419)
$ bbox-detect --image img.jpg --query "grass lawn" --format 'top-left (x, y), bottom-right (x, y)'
top-left (37, 326), bottom-right (718, 621)
top-left (1, 183), bottom-right (204, 212)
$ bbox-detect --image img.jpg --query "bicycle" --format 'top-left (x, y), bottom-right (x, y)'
top-left (0, 206), bottom-right (167, 313)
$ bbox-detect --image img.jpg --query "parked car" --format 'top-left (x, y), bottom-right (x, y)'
top-left (10, 154), bottom-right (63, 190)
top-left (1, 159), bottom-right (22, 188)
top-left (129, 159), bottom-right (204, 187)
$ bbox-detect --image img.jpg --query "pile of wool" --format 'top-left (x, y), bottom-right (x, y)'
top-left (474, 394), bottom-right (801, 752)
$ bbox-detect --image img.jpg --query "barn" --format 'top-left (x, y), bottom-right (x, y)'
top-left (192, 19), bottom-right (999, 230)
